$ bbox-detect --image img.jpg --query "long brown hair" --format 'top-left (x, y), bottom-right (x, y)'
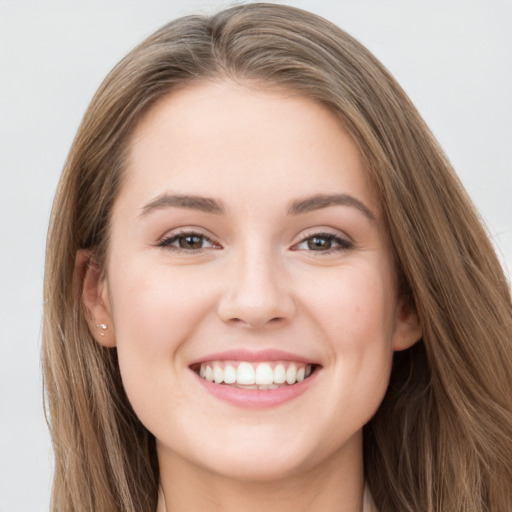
top-left (42, 3), bottom-right (512, 511)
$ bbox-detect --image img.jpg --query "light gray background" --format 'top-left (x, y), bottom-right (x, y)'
top-left (1, 1), bottom-right (510, 510)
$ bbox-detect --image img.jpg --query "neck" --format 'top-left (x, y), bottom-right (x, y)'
top-left (156, 432), bottom-right (366, 512)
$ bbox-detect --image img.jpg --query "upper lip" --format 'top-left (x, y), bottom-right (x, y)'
top-left (189, 348), bottom-right (320, 366)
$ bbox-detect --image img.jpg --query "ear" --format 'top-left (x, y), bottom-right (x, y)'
top-left (392, 296), bottom-right (422, 351)
top-left (76, 249), bottom-right (116, 347)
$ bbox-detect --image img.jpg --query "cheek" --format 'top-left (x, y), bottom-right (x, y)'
top-left (110, 255), bottom-right (212, 334)
top-left (304, 264), bottom-right (396, 347)
top-left (107, 260), bottom-right (215, 397)
top-left (300, 265), bottom-right (395, 409)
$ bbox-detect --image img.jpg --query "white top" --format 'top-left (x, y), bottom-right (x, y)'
top-left (363, 483), bottom-right (379, 512)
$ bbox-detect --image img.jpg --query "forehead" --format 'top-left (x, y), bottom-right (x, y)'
top-left (121, 80), bottom-right (377, 214)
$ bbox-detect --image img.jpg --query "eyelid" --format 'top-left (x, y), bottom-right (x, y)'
top-left (157, 227), bottom-right (222, 251)
top-left (296, 227), bottom-right (352, 243)
top-left (291, 228), bottom-right (353, 253)
top-left (155, 226), bottom-right (353, 254)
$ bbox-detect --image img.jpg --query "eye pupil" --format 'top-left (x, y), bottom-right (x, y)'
top-left (307, 236), bottom-right (332, 250)
top-left (179, 235), bottom-right (203, 249)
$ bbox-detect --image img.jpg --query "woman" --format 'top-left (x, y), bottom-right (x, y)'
top-left (42, 3), bottom-right (512, 511)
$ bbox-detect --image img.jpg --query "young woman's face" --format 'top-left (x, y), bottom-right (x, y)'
top-left (92, 81), bottom-right (420, 480)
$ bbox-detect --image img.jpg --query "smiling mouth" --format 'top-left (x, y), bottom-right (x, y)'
top-left (191, 361), bottom-right (318, 390)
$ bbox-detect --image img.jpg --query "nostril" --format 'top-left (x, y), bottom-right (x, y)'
top-left (229, 316), bottom-right (287, 328)
top-left (217, 280), bottom-right (296, 328)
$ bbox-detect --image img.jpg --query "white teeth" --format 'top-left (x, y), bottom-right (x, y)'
top-left (237, 362), bottom-right (256, 385)
top-left (274, 364), bottom-right (286, 384)
top-left (286, 365), bottom-right (297, 385)
top-left (223, 364), bottom-right (237, 384)
top-left (255, 363), bottom-right (274, 385)
top-left (213, 364), bottom-right (224, 384)
top-left (197, 361), bottom-right (315, 387)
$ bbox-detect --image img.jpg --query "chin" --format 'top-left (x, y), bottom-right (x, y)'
top-left (197, 449), bottom-right (314, 482)
top-left (158, 425), bottom-right (322, 482)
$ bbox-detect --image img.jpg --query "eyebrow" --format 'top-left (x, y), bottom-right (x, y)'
top-left (140, 193), bottom-right (225, 216)
top-left (139, 192), bottom-right (375, 221)
top-left (287, 193), bottom-right (375, 221)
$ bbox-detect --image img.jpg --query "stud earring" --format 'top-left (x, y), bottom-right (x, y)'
top-left (96, 323), bottom-right (108, 337)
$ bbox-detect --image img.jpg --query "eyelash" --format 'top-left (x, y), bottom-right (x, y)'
top-left (292, 231), bottom-right (353, 254)
top-left (158, 230), bottom-right (219, 252)
top-left (157, 230), bottom-right (353, 255)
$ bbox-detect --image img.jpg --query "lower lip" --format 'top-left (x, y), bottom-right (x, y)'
top-left (194, 370), bottom-right (318, 409)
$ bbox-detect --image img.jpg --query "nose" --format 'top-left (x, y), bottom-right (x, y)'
top-left (217, 249), bottom-right (296, 329)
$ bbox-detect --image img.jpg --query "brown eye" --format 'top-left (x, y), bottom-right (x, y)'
top-left (307, 236), bottom-right (333, 251)
top-left (179, 234), bottom-right (204, 249)
top-left (294, 232), bottom-right (353, 254)
top-left (158, 232), bottom-right (218, 251)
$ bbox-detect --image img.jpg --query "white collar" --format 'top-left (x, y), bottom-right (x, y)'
top-left (363, 483), bottom-right (379, 512)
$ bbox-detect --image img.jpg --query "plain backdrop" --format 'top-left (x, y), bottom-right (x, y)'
top-left (0, 1), bottom-right (510, 510)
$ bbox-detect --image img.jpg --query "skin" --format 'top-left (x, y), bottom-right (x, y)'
top-left (82, 81), bottom-right (421, 512)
